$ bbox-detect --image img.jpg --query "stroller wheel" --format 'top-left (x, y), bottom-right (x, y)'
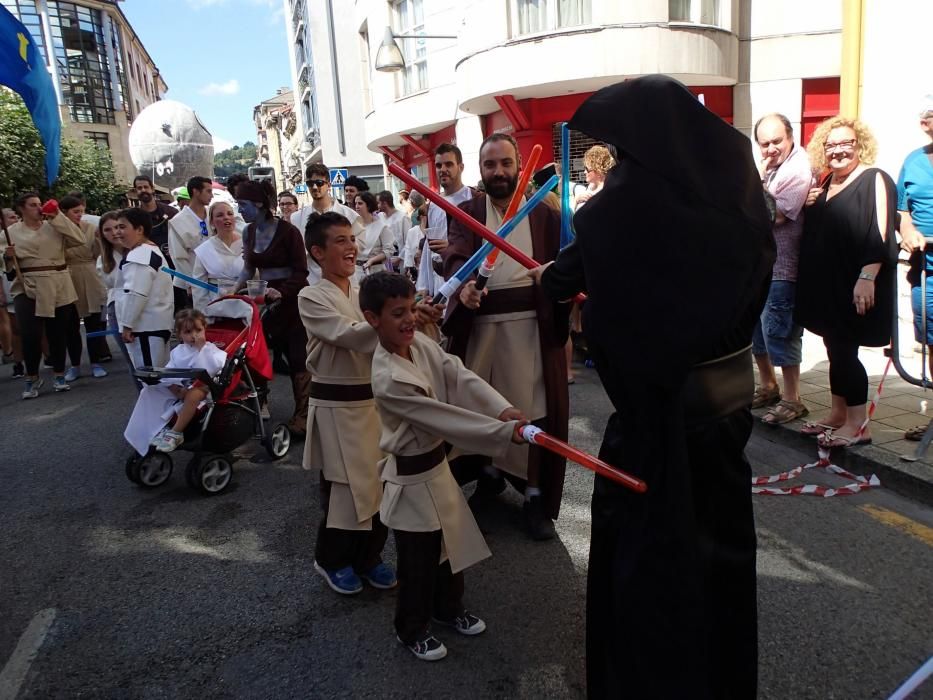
top-left (134, 452), bottom-right (173, 488)
top-left (264, 423), bottom-right (291, 459)
top-left (190, 454), bottom-right (233, 495)
top-left (125, 452), bottom-right (142, 484)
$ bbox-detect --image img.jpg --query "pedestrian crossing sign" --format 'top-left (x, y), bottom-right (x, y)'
top-left (329, 168), bottom-right (348, 186)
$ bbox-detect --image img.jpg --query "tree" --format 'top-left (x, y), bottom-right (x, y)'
top-left (0, 89), bottom-right (124, 213)
top-left (213, 140), bottom-right (259, 178)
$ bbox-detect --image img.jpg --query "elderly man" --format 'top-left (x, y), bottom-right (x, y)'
top-left (752, 113), bottom-right (813, 425)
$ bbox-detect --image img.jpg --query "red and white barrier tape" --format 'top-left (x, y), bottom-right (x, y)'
top-left (753, 357), bottom-right (891, 497)
top-left (752, 452), bottom-right (881, 497)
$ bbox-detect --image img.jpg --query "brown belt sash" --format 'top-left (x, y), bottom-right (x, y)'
top-left (395, 443), bottom-right (447, 476)
top-left (308, 381), bottom-right (373, 402)
top-left (19, 264), bottom-right (67, 273)
top-left (476, 286), bottom-right (536, 316)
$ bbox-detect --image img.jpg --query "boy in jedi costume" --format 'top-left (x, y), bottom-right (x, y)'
top-left (298, 212), bottom-right (396, 595)
top-left (531, 75), bottom-right (775, 698)
top-left (360, 271), bottom-right (527, 662)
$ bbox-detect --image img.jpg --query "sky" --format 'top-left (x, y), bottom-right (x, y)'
top-left (121, 0), bottom-right (293, 152)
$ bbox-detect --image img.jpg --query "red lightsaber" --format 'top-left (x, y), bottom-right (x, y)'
top-left (387, 162), bottom-right (586, 304)
top-left (520, 425), bottom-right (647, 494)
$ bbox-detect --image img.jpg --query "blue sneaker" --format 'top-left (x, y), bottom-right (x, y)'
top-left (360, 562), bottom-right (397, 589)
top-left (313, 561), bottom-right (363, 595)
top-left (53, 375), bottom-right (71, 392)
top-left (64, 366), bottom-right (80, 382)
top-left (91, 364), bottom-right (108, 378)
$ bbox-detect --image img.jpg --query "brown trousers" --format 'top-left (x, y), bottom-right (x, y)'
top-left (314, 475), bottom-right (387, 573)
top-left (394, 529), bottom-right (464, 644)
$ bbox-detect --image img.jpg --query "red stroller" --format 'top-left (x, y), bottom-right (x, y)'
top-left (125, 296), bottom-right (291, 495)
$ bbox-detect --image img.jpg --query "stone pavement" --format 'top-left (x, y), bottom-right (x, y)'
top-left (753, 323), bottom-right (933, 505)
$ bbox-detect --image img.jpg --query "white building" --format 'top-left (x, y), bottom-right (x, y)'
top-left (285, 0), bottom-right (932, 191)
top-left (283, 0), bottom-right (384, 199)
top-left (3, 0), bottom-right (167, 184)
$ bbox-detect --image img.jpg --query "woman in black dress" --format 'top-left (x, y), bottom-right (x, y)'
top-left (235, 180), bottom-right (310, 437)
top-left (795, 117), bottom-right (898, 447)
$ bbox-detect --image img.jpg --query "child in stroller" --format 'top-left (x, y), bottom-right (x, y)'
top-left (124, 309), bottom-right (226, 454)
top-left (124, 296), bottom-right (291, 494)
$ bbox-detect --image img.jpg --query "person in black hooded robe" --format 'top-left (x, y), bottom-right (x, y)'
top-left (530, 75), bottom-right (775, 699)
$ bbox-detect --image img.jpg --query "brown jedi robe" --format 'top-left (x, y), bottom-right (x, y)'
top-left (65, 219), bottom-right (108, 317)
top-left (441, 195), bottom-right (569, 519)
top-left (7, 213), bottom-right (83, 317)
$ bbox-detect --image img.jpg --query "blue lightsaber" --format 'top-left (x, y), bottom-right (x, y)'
top-left (86, 329), bottom-right (121, 338)
top-left (432, 174), bottom-right (560, 305)
top-left (560, 122), bottom-right (574, 249)
top-left (161, 266), bottom-right (219, 294)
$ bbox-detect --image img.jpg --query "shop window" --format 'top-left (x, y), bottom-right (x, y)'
top-left (510, 0), bottom-right (592, 36)
top-left (669, 0), bottom-right (720, 26)
top-left (391, 0), bottom-right (427, 97)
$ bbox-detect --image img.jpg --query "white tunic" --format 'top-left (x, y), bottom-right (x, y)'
top-left (167, 206), bottom-right (210, 291)
top-left (123, 341), bottom-right (228, 455)
top-left (420, 185), bottom-right (474, 295)
top-left (191, 235), bottom-right (244, 311)
top-left (115, 244), bottom-right (174, 333)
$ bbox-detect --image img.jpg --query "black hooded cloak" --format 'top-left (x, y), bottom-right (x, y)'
top-left (541, 75), bottom-right (775, 699)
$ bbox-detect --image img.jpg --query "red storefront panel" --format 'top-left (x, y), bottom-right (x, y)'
top-left (801, 77), bottom-right (841, 146)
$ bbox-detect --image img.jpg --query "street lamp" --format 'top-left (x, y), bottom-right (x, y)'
top-left (374, 26), bottom-right (456, 73)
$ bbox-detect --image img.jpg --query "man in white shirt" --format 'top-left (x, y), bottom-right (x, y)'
top-left (168, 176), bottom-right (213, 302)
top-left (419, 143), bottom-right (476, 295)
top-left (291, 163), bottom-right (362, 285)
top-left (376, 190), bottom-right (407, 272)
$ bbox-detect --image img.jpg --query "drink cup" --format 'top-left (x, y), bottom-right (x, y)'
top-left (246, 279), bottom-right (268, 303)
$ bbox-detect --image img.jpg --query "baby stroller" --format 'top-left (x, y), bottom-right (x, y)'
top-left (125, 296), bottom-right (291, 495)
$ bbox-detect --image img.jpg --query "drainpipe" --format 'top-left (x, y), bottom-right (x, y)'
top-left (325, 0), bottom-right (346, 156)
top-left (839, 0), bottom-right (864, 118)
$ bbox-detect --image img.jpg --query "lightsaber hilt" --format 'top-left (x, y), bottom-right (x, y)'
top-left (474, 262), bottom-right (493, 292)
top-left (519, 425), bottom-right (647, 494)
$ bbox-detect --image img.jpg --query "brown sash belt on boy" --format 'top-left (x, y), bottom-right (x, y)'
top-left (19, 264), bottom-right (68, 273)
top-left (309, 381), bottom-right (374, 402)
top-left (395, 443), bottom-right (448, 476)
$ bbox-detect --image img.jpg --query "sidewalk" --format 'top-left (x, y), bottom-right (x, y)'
top-left (753, 323), bottom-right (933, 505)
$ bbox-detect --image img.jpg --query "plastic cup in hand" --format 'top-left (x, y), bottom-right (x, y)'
top-left (217, 279), bottom-right (237, 297)
top-left (246, 279), bottom-right (268, 304)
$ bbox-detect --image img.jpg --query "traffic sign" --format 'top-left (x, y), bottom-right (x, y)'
top-left (329, 168), bottom-right (348, 186)
top-left (294, 183), bottom-right (308, 194)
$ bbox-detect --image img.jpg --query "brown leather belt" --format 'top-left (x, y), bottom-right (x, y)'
top-left (20, 264), bottom-right (67, 273)
top-left (395, 443), bottom-right (447, 476)
top-left (683, 345), bottom-right (754, 426)
top-left (309, 381), bottom-right (373, 401)
top-left (476, 286), bottom-right (536, 316)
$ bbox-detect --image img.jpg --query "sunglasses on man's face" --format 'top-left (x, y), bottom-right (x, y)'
top-left (309, 179), bottom-right (328, 188)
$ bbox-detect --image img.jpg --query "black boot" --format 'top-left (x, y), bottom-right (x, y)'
top-left (467, 473), bottom-right (506, 511)
top-left (523, 495), bottom-right (555, 541)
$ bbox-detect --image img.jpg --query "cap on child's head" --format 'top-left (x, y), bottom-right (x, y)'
top-left (359, 271), bottom-right (415, 316)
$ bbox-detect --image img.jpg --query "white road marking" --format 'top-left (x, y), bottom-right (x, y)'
top-left (0, 608), bottom-right (56, 700)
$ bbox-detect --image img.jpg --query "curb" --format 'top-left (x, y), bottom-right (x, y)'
top-left (752, 421), bottom-right (933, 507)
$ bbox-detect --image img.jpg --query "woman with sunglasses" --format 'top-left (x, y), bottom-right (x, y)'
top-left (794, 117), bottom-right (898, 448)
top-left (235, 180), bottom-right (310, 437)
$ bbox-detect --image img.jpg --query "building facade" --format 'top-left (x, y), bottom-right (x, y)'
top-left (283, 0), bottom-right (387, 199)
top-left (253, 88), bottom-right (298, 196)
top-left (2, 0), bottom-right (167, 184)
top-left (286, 0), bottom-right (930, 193)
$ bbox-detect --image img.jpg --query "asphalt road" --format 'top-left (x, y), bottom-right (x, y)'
top-left (1, 357), bottom-right (931, 699)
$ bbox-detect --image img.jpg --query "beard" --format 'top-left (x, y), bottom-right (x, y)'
top-left (482, 173), bottom-right (518, 200)
top-left (137, 191), bottom-right (153, 204)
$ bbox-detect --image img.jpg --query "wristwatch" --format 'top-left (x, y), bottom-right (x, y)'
top-left (858, 271), bottom-right (876, 281)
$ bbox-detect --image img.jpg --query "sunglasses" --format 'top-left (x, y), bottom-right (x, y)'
top-left (309, 179), bottom-right (328, 188)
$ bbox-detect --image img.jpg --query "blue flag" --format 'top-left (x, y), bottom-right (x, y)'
top-left (0, 5), bottom-right (61, 185)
